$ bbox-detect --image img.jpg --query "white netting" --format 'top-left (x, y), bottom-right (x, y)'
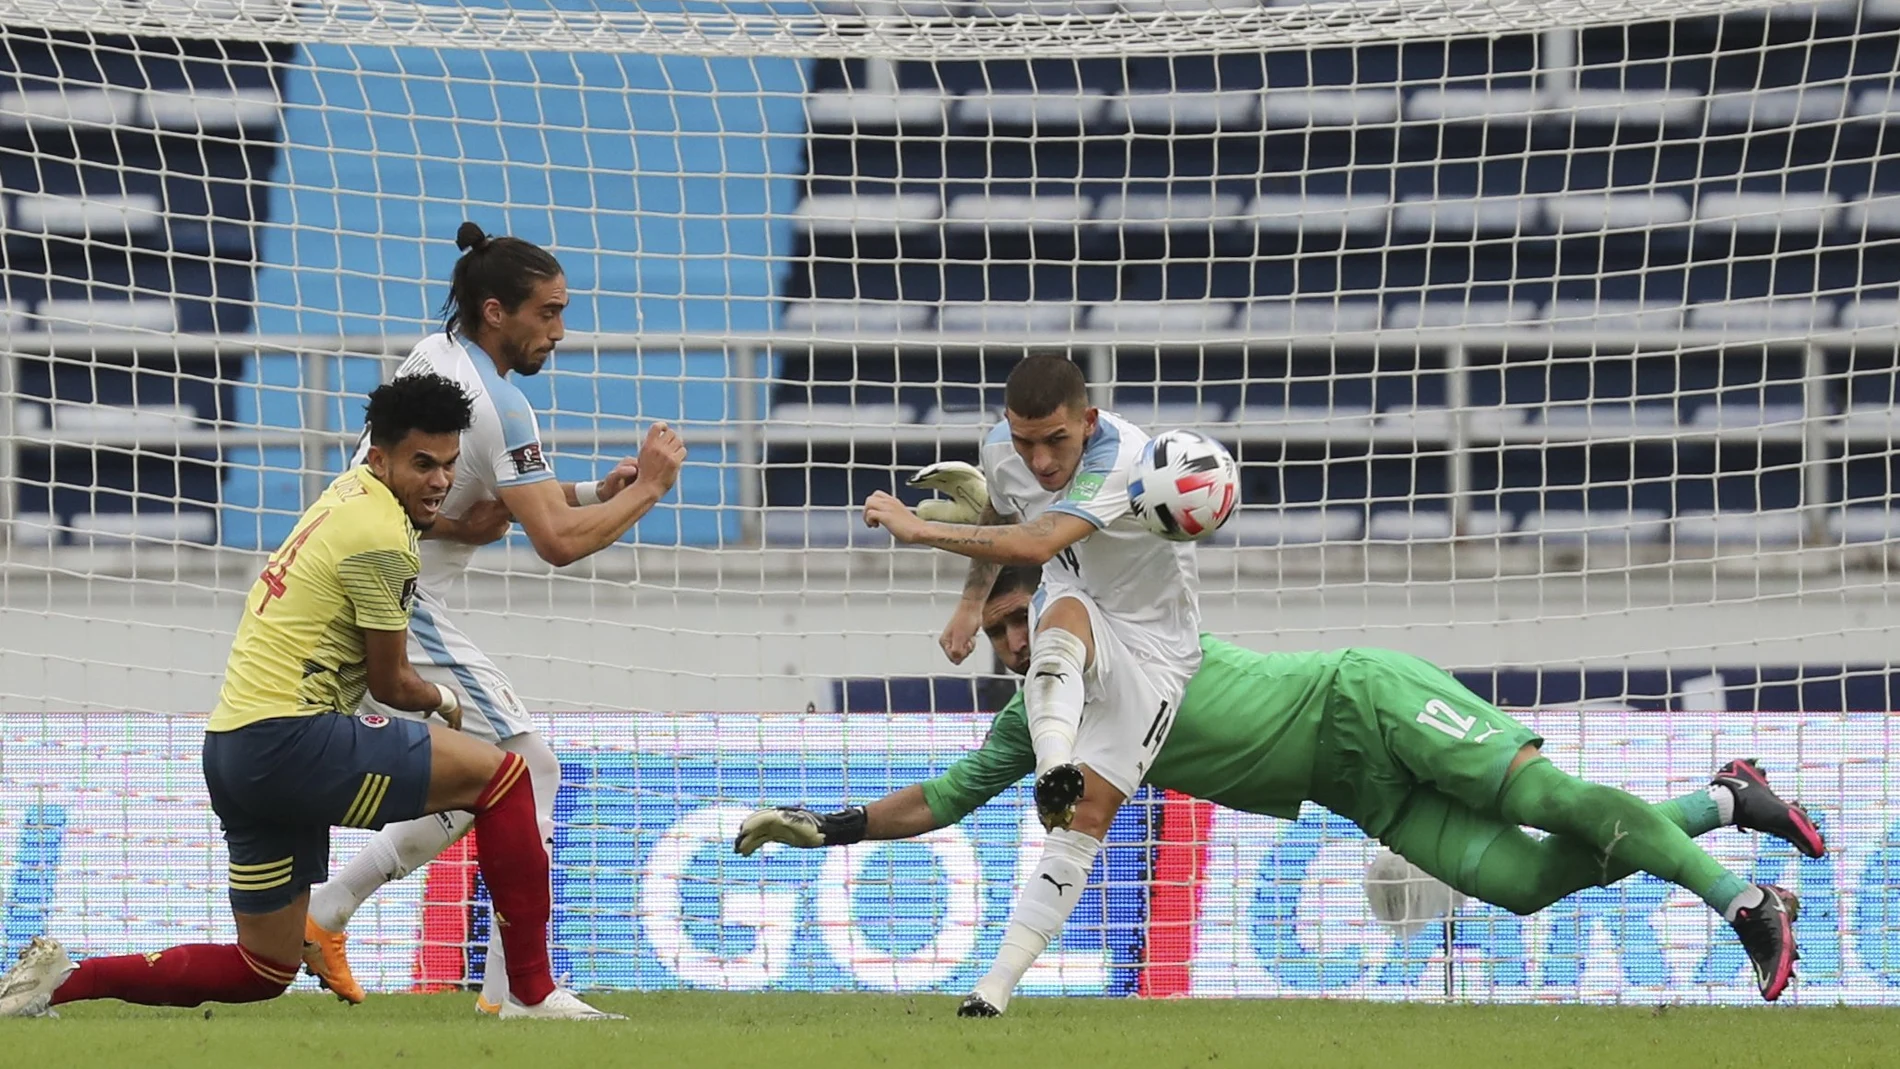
top-left (0, 0), bottom-right (1824, 58)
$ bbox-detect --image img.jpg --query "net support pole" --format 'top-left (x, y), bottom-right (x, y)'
top-left (1442, 915), bottom-right (1458, 1002)
top-left (736, 342), bottom-right (762, 545)
top-left (1445, 343), bottom-right (1472, 536)
top-left (1802, 343), bottom-right (1831, 544)
top-left (301, 348), bottom-right (331, 507)
top-left (0, 349), bottom-right (14, 543)
top-left (1086, 344), bottom-right (1113, 409)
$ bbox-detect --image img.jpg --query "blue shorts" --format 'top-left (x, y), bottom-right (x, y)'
top-left (202, 712), bottom-right (433, 913)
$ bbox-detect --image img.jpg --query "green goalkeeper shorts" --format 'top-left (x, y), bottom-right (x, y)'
top-left (1309, 648), bottom-right (1542, 840)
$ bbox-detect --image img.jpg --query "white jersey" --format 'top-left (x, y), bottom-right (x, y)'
top-left (980, 410), bottom-right (1202, 664)
top-left (353, 332), bottom-right (557, 592)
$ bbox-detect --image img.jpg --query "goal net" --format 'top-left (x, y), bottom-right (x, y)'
top-left (0, 0), bottom-right (1895, 1003)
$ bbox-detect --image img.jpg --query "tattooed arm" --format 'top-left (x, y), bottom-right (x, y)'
top-left (864, 491), bottom-right (1094, 567)
top-left (940, 503), bottom-right (1008, 664)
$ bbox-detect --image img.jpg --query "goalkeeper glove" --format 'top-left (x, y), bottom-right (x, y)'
top-left (732, 806), bottom-right (868, 856)
top-left (908, 461), bottom-right (989, 525)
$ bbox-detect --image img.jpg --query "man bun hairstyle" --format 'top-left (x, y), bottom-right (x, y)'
top-left (1004, 353), bottom-right (1088, 420)
top-left (365, 372), bottom-right (475, 449)
top-left (440, 221), bottom-right (564, 338)
top-left (987, 564), bottom-right (1043, 603)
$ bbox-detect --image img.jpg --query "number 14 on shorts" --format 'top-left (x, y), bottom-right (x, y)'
top-left (1417, 699), bottom-right (1502, 744)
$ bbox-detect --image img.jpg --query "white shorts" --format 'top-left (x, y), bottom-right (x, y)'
top-left (357, 588), bottom-right (537, 744)
top-left (1031, 584), bottom-right (1200, 798)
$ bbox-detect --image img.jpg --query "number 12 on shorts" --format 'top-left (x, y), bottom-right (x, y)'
top-left (1416, 699), bottom-right (1479, 741)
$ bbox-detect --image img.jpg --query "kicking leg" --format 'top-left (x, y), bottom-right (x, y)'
top-left (964, 765), bottom-right (1120, 1016)
top-left (1024, 597), bottom-right (1095, 831)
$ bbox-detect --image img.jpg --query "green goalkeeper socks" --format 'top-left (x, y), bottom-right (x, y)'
top-left (1498, 757), bottom-right (1749, 914)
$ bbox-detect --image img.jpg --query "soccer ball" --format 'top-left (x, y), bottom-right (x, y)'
top-left (1128, 429), bottom-right (1241, 542)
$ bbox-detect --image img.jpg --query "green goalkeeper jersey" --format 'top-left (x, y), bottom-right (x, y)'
top-left (921, 634), bottom-right (1345, 825)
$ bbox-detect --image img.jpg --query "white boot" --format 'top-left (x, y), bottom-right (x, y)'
top-left (0, 937), bottom-right (76, 1018)
top-left (497, 988), bottom-right (624, 1021)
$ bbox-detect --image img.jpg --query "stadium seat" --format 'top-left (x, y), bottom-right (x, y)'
top-left (34, 298), bottom-right (179, 333)
top-left (1673, 510), bottom-right (1808, 546)
top-left (1392, 195), bottom-right (1540, 234)
top-left (780, 300), bottom-right (934, 332)
top-left (1405, 87), bottom-right (1544, 123)
top-left (11, 193), bottom-right (164, 238)
top-left (20, 402), bottom-right (200, 438)
top-left (1705, 88), bottom-right (1850, 126)
top-left (1688, 402), bottom-right (1810, 430)
top-left (1841, 300), bottom-right (1900, 329)
top-left (1231, 403), bottom-right (1377, 438)
top-left (1093, 191), bottom-right (1245, 230)
top-left (1518, 509), bottom-right (1670, 545)
top-left (944, 192), bottom-right (1093, 230)
top-left (1107, 90), bottom-right (1258, 131)
top-left (1089, 301), bottom-right (1234, 333)
top-left (1693, 191), bottom-right (1843, 235)
top-left (1544, 299), bottom-right (1685, 331)
top-left (1211, 508), bottom-right (1363, 546)
top-left (1367, 509), bottom-right (1514, 542)
top-left (69, 510), bottom-right (217, 545)
top-left (1684, 298), bottom-right (1836, 332)
top-left (805, 90), bottom-right (948, 129)
top-left (1532, 403), bottom-right (1679, 436)
top-left (767, 402), bottom-right (914, 445)
top-left (953, 90), bottom-right (1106, 129)
top-left (796, 192), bottom-right (941, 234)
top-left (1233, 299), bottom-right (1382, 334)
top-left (1843, 195), bottom-right (1900, 232)
top-left (1552, 89), bottom-right (1703, 127)
top-left (1247, 193), bottom-right (1390, 235)
top-left (141, 88), bottom-right (281, 131)
top-left (937, 301), bottom-right (1082, 332)
top-left (0, 87), bottom-right (138, 129)
top-left (763, 507), bottom-right (890, 547)
top-left (1384, 299), bottom-right (1541, 329)
top-left (1831, 508), bottom-right (1900, 543)
top-left (1259, 88), bottom-right (1401, 126)
top-left (1544, 193), bottom-right (1691, 234)
top-left (1841, 404), bottom-right (1900, 438)
top-left (1110, 399), bottom-right (1224, 429)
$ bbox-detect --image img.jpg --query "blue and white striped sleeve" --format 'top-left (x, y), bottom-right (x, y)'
top-left (487, 381), bottom-right (556, 488)
top-left (1048, 422), bottom-right (1133, 529)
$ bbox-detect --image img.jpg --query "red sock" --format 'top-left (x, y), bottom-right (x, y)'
top-left (472, 752), bottom-right (556, 1006)
top-left (51, 944), bottom-right (295, 1007)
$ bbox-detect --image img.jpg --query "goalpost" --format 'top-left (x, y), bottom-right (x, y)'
top-left (0, 0), bottom-right (1895, 1003)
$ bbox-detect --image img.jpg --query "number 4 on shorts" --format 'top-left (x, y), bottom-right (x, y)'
top-left (1416, 699), bottom-right (1477, 741)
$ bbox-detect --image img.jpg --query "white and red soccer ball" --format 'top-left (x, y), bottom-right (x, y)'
top-left (1129, 429), bottom-right (1240, 542)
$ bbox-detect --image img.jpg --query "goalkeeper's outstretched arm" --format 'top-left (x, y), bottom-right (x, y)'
top-left (732, 785), bottom-right (944, 855)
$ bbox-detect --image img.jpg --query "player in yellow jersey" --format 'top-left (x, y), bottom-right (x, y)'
top-left (0, 373), bottom-right (616, 1021)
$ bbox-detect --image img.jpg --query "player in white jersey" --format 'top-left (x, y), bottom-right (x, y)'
top-left (302, 221), bottom-right (686, 1011)
top-left (862, 353), bottom-right (1201, 1016)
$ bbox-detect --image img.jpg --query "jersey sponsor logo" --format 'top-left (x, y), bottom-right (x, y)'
top-left (509, 442), bottom-right (549, 477)
top-left (359, 713), bottom-right (390, 729)
top-left (1067, 472), bottom-right (1105, 503)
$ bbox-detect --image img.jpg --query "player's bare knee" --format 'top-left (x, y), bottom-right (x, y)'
top-left (234, 893), bottom-right (310, 967)
top-left (1069, 766), bottom-right (1125, 838)
top-left (423, 722), bottom-right (507, 812)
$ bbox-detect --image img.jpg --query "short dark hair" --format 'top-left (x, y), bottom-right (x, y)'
top-left (1004, 353), bottom-right (1088, 420)
top-left (440, 220), bottom-right (564, 338)
top-left (364, 372), bottom-right (474, 449)
top-left (987, 565), bottom-right (1042, 603)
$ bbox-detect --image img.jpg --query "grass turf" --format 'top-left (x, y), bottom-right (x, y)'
top-left (4, 992), bottom-right (1894, 1069)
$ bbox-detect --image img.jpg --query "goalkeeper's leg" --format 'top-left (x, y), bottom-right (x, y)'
top-left (1379, 782), bottom-right (1729, 918)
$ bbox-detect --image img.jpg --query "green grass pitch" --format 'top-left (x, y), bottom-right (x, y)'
top-left (3, 993), bottom-right (1895, 1069)
top-left (7, 994), bottom-right (1892, 1069)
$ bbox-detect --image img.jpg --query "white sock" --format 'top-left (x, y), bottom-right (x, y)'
top-left (481, 732), bottom-right (563, 1004)
top-left (1025, 628), bottom-right (1088, 776)
top-left (308, 810), bottom-right (472, 932)
top-left (1708, 784), bottom-right (1736, 825)
top-left (1723, 884), bottom-right (1765, 923)
top-left (971, 828), bottom-right (1101, 1012)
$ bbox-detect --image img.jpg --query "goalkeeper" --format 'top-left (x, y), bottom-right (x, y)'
top-left (738, 561), bottom-right (1823, 1009)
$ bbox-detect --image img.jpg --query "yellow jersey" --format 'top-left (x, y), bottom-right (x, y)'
top-left (209, 467), bottom-right (422, 732)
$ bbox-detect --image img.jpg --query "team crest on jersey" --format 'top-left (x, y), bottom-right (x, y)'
top-left (509, 442), bottom-right (549, 476)
top-left (360, 713), bottom-right (390, 729)
top-left (1067, 472), bottom-right (1105, 503)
